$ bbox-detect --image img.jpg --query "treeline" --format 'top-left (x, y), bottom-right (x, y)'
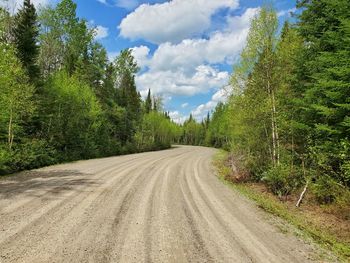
top-left (0, 0), bottom-right (179, 175)
top-left (185, 1), bottom-right (350, 205)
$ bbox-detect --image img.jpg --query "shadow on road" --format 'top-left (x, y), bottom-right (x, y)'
top-left (0, 170), bottom-right (98, 200)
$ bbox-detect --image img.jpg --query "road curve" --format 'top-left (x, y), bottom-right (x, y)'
top-left (0, 146), bottom-right (320, 263)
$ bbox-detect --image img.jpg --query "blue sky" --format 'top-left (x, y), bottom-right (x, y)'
top-left (13, 0), bottom-right (297, 123)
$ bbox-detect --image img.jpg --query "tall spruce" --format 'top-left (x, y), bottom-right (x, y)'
top-left (13, 0), bottom-right (39, 83)
top-left (145, 89), bottom-right (152, 114)
top-left (296, 0), bottom-right (350, 190)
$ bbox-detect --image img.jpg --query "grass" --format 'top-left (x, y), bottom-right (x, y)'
top-left (213, 150), bottom-right (350, 263)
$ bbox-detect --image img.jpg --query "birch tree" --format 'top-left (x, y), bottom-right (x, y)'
top-left (0, 43), bottom-right (35, 150)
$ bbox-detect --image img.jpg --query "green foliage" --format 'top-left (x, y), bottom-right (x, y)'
top-left (38, 0), bottom-right (94, 77)
top-left (144, 89), bottom-right (152, 114)
top-left (113, 49), bottom-right (142, 143)
top-left (2, 0), bottom-right (349, 211)
top-left (0, 42), bottom-right (35, 150)
top-left (135, 112), bottom-right (181, 151)
top-left (0, 0), bottom-right (184, 176)
top-left (4, 139), bottom-right (56, 173)
top-left (214, 151), bottom-right (350, 261)
top-left (40, 71), bottom-right (103, 160)
top-left (227, 6), bottom-right (281, 177)
top-left (205, 2), bottom-right (350, 205)
top-left (294, 0), bottom-right (350, 200)
top-left (13, 0), bottom-right (40, 83)
top-left (0, 6), bottom-right (12, 43)
top-left (206, 102), bottom-right (231, 149)
top-left (181, 114), bottom-right (206, 146)
top-left (262, 164), bottom-right (303, 198)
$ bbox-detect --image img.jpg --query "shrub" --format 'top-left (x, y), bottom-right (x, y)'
top-left (262, 164), bottom-right (303, 198)
top-left (311, 175), bottom-right (350, 205)
top-left (8, 140), bottom-right (57, 172)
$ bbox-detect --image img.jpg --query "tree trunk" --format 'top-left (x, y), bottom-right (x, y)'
top-left (296, 181), bottom-right (308, 207)
top-left (8, 106), bottom-right (14, 150)
top-left (296, 159), bottom-right (308, 207)
top-left (264, 122), bottom-right (273, 162)
top-left (271, 88), bottom-right (280, 165)
top-left (267, 79), bottom-right (277, 167)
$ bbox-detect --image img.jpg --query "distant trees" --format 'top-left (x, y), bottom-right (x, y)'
top-left (206, 103), bottom-right (231, 149)
top-left (1, 0), bottom-right (349, 207)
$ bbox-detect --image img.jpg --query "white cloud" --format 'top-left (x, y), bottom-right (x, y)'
top-left (212, 88), bottom-right (228, 103)
top-left (191, 88), bottom-right (229, 121)
top-left (94, 25), bottom-right (109, 40)
top-left (131, 46), bottom-right (150, 69)
top-left (168, 88), bottom-right (229, 123)
top-left (181, 103), bottom-right (189, 109)
top-left (169, 111), bottom-right (187, 124)
top-left (132, 8), bottom-right (258, 98)
top-left (136, 65), bottom-right (229, 97)
top-left (147, 8), bottom-right (259, 73)
top-left (119, 0), bottom-right (239, 44)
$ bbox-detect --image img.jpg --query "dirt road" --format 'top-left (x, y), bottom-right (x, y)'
top-left (0, 146), bottom-right (321, 262)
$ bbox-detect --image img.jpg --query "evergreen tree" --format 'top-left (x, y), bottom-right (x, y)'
top-left (13, 0), bottom-right (40, 83)
top-left (296, 0), bottom-right (350, 193)
top-left (114, 49), bottom-right (142, 143)
top-left (145, 89), bottom-right (152, 114)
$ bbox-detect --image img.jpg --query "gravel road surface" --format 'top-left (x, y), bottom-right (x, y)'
top-left (0, 146), bottom-right (321, 262)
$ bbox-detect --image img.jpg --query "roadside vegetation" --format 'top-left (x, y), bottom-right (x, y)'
top-left (214, 150), bottom-right (349, 261)
top-left (181, 1), bottom-right (350, 260)
top-left (184, 0), bottom-right (350, 216)
top-left (1, 0), bottom-right (349, 257)
top-left (0, 0), bottom-right (180, 175)
top-left (193, 0), bottom-right (350, 262)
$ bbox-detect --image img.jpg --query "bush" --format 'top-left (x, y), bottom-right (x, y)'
top-left (1, 140), bottom-right (57, 175)
top-left (0, 146), bottom-right (11, 175)
top-left (262, 164), bottom-right (303, 198)
top-left (311, 175), bottom-right (350, 205)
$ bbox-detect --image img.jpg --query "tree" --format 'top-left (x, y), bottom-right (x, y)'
top-left (13, 0), bottom-right (40, 83)
top-left (145, 89), bottom-right (152, 114)
top-left (41, 71), bottom-right (103, 159)
top-left (38, 0), bottom-right (94, 77)
top-left (0, 5), bottom-right (13, 43)
top-left (114, 49), bottom-right (141, 143)
top-left (229, 6), bottom-right (280, 172)
top-left (295, 0), bottom-right (350, 196)
top-left (0, 42), bottom-right (35, 150)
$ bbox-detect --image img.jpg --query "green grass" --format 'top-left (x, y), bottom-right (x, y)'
top-left (213, 150), bottom-right (350, 263)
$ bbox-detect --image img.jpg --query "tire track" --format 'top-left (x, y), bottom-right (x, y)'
top-left (0, 146), bottom-right (322, 263)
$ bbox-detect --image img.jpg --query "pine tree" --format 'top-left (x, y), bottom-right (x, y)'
top-left (145, 89), bottom-right (152, 114)
top-left (114, 49), bottom-right (142, 142)
top-left (13, 0), bottom-right (39, 83)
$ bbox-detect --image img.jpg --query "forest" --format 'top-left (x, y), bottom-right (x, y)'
top-left (0, 0), bottom-right (181, 175)
top-left (203, 1), bottom-right (350, 207)
top-left (1, 0), bottom-right (349, 207)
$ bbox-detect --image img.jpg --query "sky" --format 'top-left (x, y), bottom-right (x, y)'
top-left (7, 0), bottom-right (297, 123)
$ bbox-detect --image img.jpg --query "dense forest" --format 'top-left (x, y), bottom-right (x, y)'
top-left (1, 0), bottom-right (349, 206)
top-left (0, 0), bottom-right (181, 175)
top-left (183, 1), bottom-right (350, 206)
